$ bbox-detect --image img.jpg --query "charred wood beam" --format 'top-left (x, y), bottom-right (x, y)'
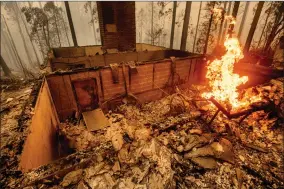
top-left (208, 97), bottom-right (272, 121)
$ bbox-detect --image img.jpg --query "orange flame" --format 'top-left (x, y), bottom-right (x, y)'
top-left (202, 35), bottom-right (261, 109)
top-left (202, 35), bottom-right (248, 108)
top-left (201, 14), bottom-right (262, 109)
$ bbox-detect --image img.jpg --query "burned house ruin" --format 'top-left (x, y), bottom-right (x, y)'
top-left (1, 2), bottom-right (284, 189)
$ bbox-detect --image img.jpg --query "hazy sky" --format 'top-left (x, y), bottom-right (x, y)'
top-left (1, 1), bottom-right (271, 72)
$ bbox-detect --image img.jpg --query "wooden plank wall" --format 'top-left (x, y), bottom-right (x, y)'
top-left (20, 80), bottom-right (60, 172)
top-left (47, 56), bottom-right (205, 121)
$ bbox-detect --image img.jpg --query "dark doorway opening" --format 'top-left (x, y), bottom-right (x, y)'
top-left (72, 79), bottom-right (99, 113)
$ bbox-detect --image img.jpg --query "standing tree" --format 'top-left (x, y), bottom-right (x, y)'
top-left (16, 2), bottom-right (41, 66)
top-left (28, 2), bottom-right (46, 59)
top-left (263, 2), bottom-right (284, 52)
top-left (170, 1), bottom-right (177, 49)
top-left (21, 5), bottom-right (51, 62)
top-left (180, 2), bottom-right (192, 51)
top-left (157, 2), bottom-right (172, 47)
top-left (65, 1), bottom-right (78, 46)
top-left (59, 2), bottom-right (71, 46)
top-left (2, 14), bottom-right (28, 77)
top-left (145, 2), bottom-right (172, 46)
top-left (84, 2), bottom-right (100, 44)
top-left (136, 8), bottom-right (145, 43)
top-left (238, 2), bottom-right (250, 39)
top-left (221, 1), bottom-right (232, 42)
top-left (195, 2), bottom-right (221, 54)
top-left (256, 3), bottom-right (272, 49)
top-left (244, 1), bottom-right (265, 53)
top-left (203, 2), bottom-right (216, 54)
top-left (44, 2), bottom-right (64, 47)
top-left (0, 55), bottom-right (13, 77)
top-left (4, 2), bottom-right (34, 68)
top-left (217, 2), bottom-right (227, 45)
top-left (192, 2), bottom-right (202, 52)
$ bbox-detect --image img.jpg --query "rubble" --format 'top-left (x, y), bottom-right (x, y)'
top-left (1, 77), bottom-right (284, 188)
top-left (0, 79), bottom-right (42, 188)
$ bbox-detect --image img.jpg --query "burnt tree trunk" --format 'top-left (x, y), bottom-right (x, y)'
top-left (244, 1), bottom-right (264, 53)
top-left (238, 2), bottom-right (250, 38)
top-left (263, 2), bottom-right (284, 52)
top-left (65, 1), bottom-right (78, 46)
top-left (204, 2), bottom-right (216, 54)
top-left (192, 2), bottom-right (202, 52)
top-left (230, 1), bottom-right (240, 32)
top-left (0, 55), bottom-right (12, 77)
top-left (170, 1), bottom-right (177, 49)
top-left (217, 2), bottom-right (227, 45)
top-left (180, 2), bottom-right (192, 51)
top-left (221, 1), bottom-right (232, 42)
top-left (257, 4), bottom-right (272, 49)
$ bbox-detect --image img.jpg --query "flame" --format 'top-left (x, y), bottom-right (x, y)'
top-left (225, 15), bottom-right (236, 25)
top-left (202, 35), bottom-right (261, 109)
top-left (211, 8), bottom-right (224, 23)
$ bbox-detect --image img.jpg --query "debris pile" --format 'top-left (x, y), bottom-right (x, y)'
top-left (1, 77), bottom-right (284, 189)
top-left (0, 79), bottom-right (41, 188)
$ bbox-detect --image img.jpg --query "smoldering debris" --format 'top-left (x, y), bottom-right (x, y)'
top-left (1, 77), bottom-right (284, 189)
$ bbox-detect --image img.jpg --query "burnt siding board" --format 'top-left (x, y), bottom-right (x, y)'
top-left (46, 58), bottom-right (205, 121)
top-left (50, 50), bottom-right (203, 72)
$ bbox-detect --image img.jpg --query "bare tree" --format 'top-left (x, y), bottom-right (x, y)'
top-left (217, 2), bottom-right (227, 45)
top-left (1, 28), bottom-right (21, 70)
top-left (204, 2), bottom-right (216, 54)
top-left (263, 2), bottom-right (284, 52)
top-left (244, 2), bottom-right (264, 53)
top-left (256, 3), bottom-right (272, 49)
top-left (180, 2), bottom-right (192, 51)
top-left (170, 1), bottom-right (177, 49)
top-left (0, 55), bottom-right (13, 77)
top-left (4, 3), bottom-right (34, 68)
top-left (59, 2), bottom-right (71, 46)
top-left (238, 2), bottom-right (250, 38)
top-left (44, 2), bottom-right (64, 47)
top-left (65, 1), bottom-right (78, 46)
top-left (136, 8), bottom-right (145, 43)
top-left (221, 1), bottom-right (232, 42)
top-left (192, 2), bottom-right (202, 52)
top-left (1, 14), bottom-right (27, 77)
top-left (84, 2), bottom-right (99, 44)
top-left (230, 1), bottom-right (240, 32)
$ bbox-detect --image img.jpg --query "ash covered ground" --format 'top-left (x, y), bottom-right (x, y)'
top-left (1, 77), bottom-right (283, 189)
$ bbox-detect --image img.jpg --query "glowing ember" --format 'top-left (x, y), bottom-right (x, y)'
top-left (202, 16), bottom-right (261, 109)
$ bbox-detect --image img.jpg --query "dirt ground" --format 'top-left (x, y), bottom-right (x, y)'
top-left (0, 77), bottom-right (283, 189)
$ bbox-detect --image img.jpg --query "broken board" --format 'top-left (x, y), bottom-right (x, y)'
top-left (82, 108), bottom-right (109, 131)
